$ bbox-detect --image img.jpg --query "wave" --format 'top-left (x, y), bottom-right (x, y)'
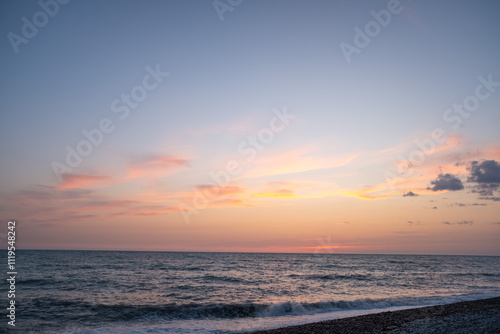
top-left (288, 273), bottom-right (375, 281)
top-left (26, 292), bottom-right (500, 325)
top-left (200, 274), bottom-right (248, 284)
top-left (19, 278), bottom-right (52, 285)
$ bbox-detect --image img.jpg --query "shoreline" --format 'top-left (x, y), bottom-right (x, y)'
top-left (248, 297), bottom-right (500, 334)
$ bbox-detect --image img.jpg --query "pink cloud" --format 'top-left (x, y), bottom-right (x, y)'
top-left (372, 134), bottom-right (463, 166)
top-left (77, 199), bottom-right (142, 210)
top-left (57, 174), bottom-right (112, 190)
top-left (195, 184), bottom-right (244, 197)
top-left (253, 188), bottom-right (297, 198)
top-left (110, 205), bottom-right (186, 218)
top-left (127, 155), bottom-right (189, 179)
top-left (211, 198), bottom-right (253, 208)
top-left (245, 148), bottom-right (359, 179)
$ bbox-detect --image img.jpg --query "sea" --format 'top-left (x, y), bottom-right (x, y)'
top-left (6, 250), bottom-right (500, 333)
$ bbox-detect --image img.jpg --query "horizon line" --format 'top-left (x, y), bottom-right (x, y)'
top-left (17, 248), bottom-right (500, 257)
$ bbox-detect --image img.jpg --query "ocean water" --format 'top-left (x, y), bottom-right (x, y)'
top-left (8, 250), bottom-right (500, 333)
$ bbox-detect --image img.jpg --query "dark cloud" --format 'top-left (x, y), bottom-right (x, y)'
top-left (479, 196), bottom-right (500, 201)
top-left (432, 206), bottom-right (438, 209)
top-left (403, 191), bottom-right (418, 197)
top-left (427, 173), bottom-right (464, 192)
top-left (451, 202), bottom-right (487, 207)
top-left (468, 160), bottom-right (500, 197)
top-left (471, 183), bottom-right (498, 196)
top-left (457, 220), bottom-right (474, 225)
top-left (442, 220), bottom-right (474, 225)
top-left (468, 160), bottom-right (500, 183)
top-left (407, 221), bottom-right (421, 225)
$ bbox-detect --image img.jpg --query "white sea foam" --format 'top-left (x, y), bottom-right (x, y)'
top-left (56, 294), bottom-right (500, 334)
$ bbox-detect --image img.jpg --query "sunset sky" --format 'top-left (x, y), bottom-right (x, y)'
top-left (1, 0), bottom-right (499, 255)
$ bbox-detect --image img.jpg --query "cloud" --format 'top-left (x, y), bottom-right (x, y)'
top-left (406, 220), bottom-right (421, 225)
top-left (457, 220), bottom-right (474, 225)
top-left (427, 173), bottom-right (464, 191)
top-left (472, 184), bottom-right (500, 196)
top-left (468, 160), bottom-right (500, 196)
top-left (111, 205), bottom-right (185, 218)
top-left (13, 187), bottom-right (93, 204)
top-left (26, 214), bottom-right (99, 226)
top-left (4, 182), bottom-right (189, 226)
top-left (57, 173), bottom-right (112, 190)
top-left (244, 148), bottom-right (359, 179)
top-left (303, 245), bottom-right (358, 252)
top-left (196, 184), bottom-right (244, 197)
top-left (334, 183), bottom-right (392, 200)
top-left (78, 199), bottom-right (142, 210)
top-left (250, 180), bottom-right (322, 199)
top-left (176, 184), bottom-right (256, 210)
top-left (253, 188), bottom-right (296, 198)
top-left (128, 155), bottom-right (189, 179)
top-left (211, 198), bottom-right (252, 208)
top-left (58, 189), bottom-right (94, 200)
top-left (342, 190), bottom-right (388, 200)
top-left (4, 186), bottom-right (97, 224)
top-left (442, 220), bottom-right (474, 225)
top-left (378, 133), bottom-right (462, 158)
top-left (381, 140), bottom-right (500, 198)
top-left (468, 160), bottom-right (500, 183)
top-left (403, 191), bottom-right (418, 197)
top-left (479, 196), bottom-right (500, 201)
top-left (450, 202), bottom-right (486, 207)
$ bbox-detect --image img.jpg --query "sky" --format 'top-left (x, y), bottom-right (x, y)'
top-left (1, 0), bottom-right (499, 255)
